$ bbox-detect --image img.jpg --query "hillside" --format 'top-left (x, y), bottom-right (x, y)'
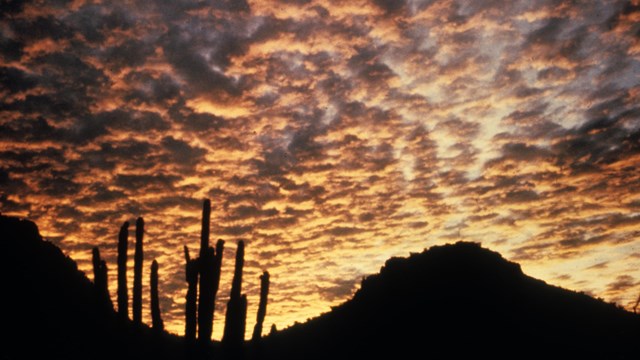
top-left (259, 242), bottom-right (640, 360)
top-left (0, 215), bottom-right (183, 360)
top-left (2, 214), bottom-right (639, 360)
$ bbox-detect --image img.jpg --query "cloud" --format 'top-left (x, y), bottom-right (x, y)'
top-left (1, 0), bottom-right (639, 337)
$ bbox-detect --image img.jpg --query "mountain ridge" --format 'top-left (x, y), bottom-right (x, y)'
top-left (0, 214), bottom-right (182, 360)
top-left (1, 214), bottom-right (638, 360)
top-left (260, 242), bottom-right (640, 360)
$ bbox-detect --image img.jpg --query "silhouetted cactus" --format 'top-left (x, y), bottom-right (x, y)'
top-left (198, 246), bottom-right (216, 343)
top-left (223, 240), bottom-right (247, 348)
top-left (133, 217), bottom-right (144, 325)
top-left (92, 246), bottom-right (112, 308)
top-left (184, 245), bottom-right (198, 342)
top-left (197, 199), bottom-right (213, 342)
top-left (117, 221), bottom-right (129, 319)
top-left (252, 271), bottom-right (270, 341)
top-left (200, 199), bottom-right (211, 258)
top-left (150, 259), bottom-right (164, 331)
top-left (197, 199), bottom-right (226, 343)
top-left (212, 239), bottom-right (224, 326)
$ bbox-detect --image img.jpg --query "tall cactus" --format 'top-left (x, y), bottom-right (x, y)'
top-left (223, 240), bottom-right (247, 347)
top-left (92, 246), bottom-right (112, 308)
top-left (198, 246), bottom-right (216, 343)
top-left (197, 199), bottom-right (214, 342)
top-left (133, 217), bottom-right (144, 325)
top-left (184, 245), bottom-right (198, 342)
top-left (252, 271), bottom-right (270, 341)
top-left (199, 199), bottom-right (210, 258)
top-left (117, 221), bottom-right (129, 319)
top-left (150, 259), bottom-right (164, 331)
top-left (197, 199), bottom-right (226, 343)
top-left (212, 239), bottom-right (224, 329)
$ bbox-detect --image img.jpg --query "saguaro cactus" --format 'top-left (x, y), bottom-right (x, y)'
top-left (199, 199), bottom-right (211, 258)
top-left (197, 199), bottom-right (226, 343)
top-left (184, 245), bottom-right (198, 342)
top-left (212, 239), bottom-right (224, 327)
top-left (150, 259), bottom-right (164, 331)
top-left (117, 221), bottom-right (129, 319)
top-left (198, 246), bottom-right (216, 343)
top-left (223, 240), bottom-right (247, 347)
top-left (92, 246), bottom-right (112, 308)
top-left (197, 199), bottom-right (214, 342)
top-left (133, 217), bottom-right (144, 325)
top-left (252, 271), bottom-right (270, 341)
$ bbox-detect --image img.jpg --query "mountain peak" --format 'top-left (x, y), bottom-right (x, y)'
top-left (263, 241), bottom-right (640, 360)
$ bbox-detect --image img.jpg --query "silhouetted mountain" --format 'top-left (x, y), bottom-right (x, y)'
top-left (259, 242), bottom-right (640, 360)
top-left (3, 214), bottom-right (639, 360)
top-left (0, 215), bottom-right (183, 360)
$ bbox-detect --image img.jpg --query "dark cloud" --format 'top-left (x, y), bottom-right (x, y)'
top-left (606, 275), bottom-right (637, 292)
top-left (503, 189), bottom-right (540, 203)
top-left (254, 148), bottom-right (295, 177)
top-left (220, 224), bottom-right (253, 236)
top-left (230, 205), bottom-right (279, 220)
top-left (125, 72), bottom-right (182, 105)
top-left (114, 173), bottom-right (182, 192)
top-left (11, 15), bottom-right (73, 42)
top-left (38, 172), bottom-right (81, 196)
top-left (160, 136), bottom-right (206, 167)
top-left (0, 66), bottom-right (37, 93)
top-left (161, 26), bottom-right (244, 98)
top-left (104, 39), bottom-right (154, 70)
top-left (65, 4), bottom-right (133, 43)
top-left (0, 117), bottom-right (61, 143)
top-left (327, 226), bottom-right (364, 237)
top-left (319, 278), bottom-right (357, 301)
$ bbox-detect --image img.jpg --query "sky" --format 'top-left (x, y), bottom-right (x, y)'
top-left (1, 0), bottom-right (639, 338)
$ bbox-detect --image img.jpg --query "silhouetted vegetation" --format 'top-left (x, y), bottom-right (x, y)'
top-left (223, 240), bottom-right (248, 353)
top-left (3, 212), bottom-right (639, 360)
top-left (198, 199), bottom-right (222, 344)
top-left (117, 221), bottom-right (129, 319)
top-left (151, 259), bottom-right (164, 332)
top-left (252, 271), bottom-right (270, 342)
top-left (133, 217), bottom-right (144, 326)
top-left (184, 244), bottom-right (198, 343)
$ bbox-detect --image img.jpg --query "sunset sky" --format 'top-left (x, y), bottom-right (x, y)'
top-left (1, 0), bottom-right (640, 338)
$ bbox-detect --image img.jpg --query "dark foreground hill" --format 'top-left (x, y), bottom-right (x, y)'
top-left (2, 214), bottom-right (639, 360)
top-left (258, 242), bottom-right (640, 360)
top-left (0, 215), bottom-right (183, 360)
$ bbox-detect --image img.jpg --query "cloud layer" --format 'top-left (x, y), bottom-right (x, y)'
top-left (1, 0), bottom-right (639, 336)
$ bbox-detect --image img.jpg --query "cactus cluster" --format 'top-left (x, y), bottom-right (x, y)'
top-left (88, 197), bottom-right (271, 354)
top-left (91, 216), bottom-right (165, 332)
